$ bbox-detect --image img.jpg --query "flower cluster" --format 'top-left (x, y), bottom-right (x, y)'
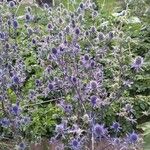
top-left (0, 0), bottom-right (144, 149)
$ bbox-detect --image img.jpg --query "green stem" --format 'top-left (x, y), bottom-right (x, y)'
top-left (101, 0), bottom-right (106, 11)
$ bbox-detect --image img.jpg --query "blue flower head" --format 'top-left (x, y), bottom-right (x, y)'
top-left (13, 20), bottom-right (19, 29)
top-left (65, 26), bottom-right (70, 33)
top-left (32, 38), bottom-right (36, 44)
top-left (90, 80), bottom-right (98, 90)
top-left (12, 75), bottom-right (20, 84)
top-left (94, 124), bottom-right (107, 138)
top-left (78, 14), bottom-right (83, 22)
top-left (128, 132), bottom-right (138, 144)
top-left (70, 76), bottom-right (77, 83)
top-left (22, 116), bottom-right (30, 125)
top-left (25, 13), bottom-right (31, 22)
top-left (48, 83), bottom-right (54, 90)
top-left (1, 118), bottom-right (10, 128)
top-left (85, 31), bottom-right (89, 36)
top-left (71, 20), bottom-right (76, 28)
top-left (79, 3), bottom-right (84, 9)
top-left (91, 26), bottom-right (96, 33)
top-left (98, 32), bottom-right (105, 41)
top-left (111, 122), bottom-right (121, 132)
top-left (75, 28), bottom-right (80, 35)
top-left (35, 79), bottom-right (41, 87)
top-left (64, 104), bottom-right (73, 113)
top-left (90, 60), bottom-right (95, 68)
top-left (5, 42), bottom-right (10, 49)
top-left (18, 142), bottom-right (26, 150)
top-left (7, 19), bottom-right (11, 26)
top-left (46, 65), bottom-right (51, 74)
top-left (59, 18), bottom-right (63, 24)
top-left (47, 23), bottom-right (52, 30)
top-left (55, 123), bottom-right (65, 134)
top-left (90, 95), bottom-right (97, 106)
top-left (124, 104), bottom-right (133, 113)
top-left (9, 1), bottom-right (16, 8)
top-left (131, 56), bottom-right (143, 72)
top-left (0, 32), bottom-right (6, 40)
top-left (11, 104), bottom-right (20, 116)
top-left (27, 28), bottom-right (33, 36)
top-left (52, 48), bottom-right (57, 55)
top-left (0, 95), bottom-right (3, 101)
top-left (108, 31), bottom-right (114, 39)
top-left (70, 139), bottom-right (81, 150)
top-left (84, 55), bottom-right (89, 61)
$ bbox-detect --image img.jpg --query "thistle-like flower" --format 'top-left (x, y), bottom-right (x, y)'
top-left (9, 1), bottom-right (16, 8)
top-left (0, 118), bottom-right (10, 128)
top-left (12, 75), bottom-right (20, 84)
top-left (90, 80), bottom-right (98, 90)
top-left (127, 132), bottom-right (139, 144)
top-left (111, 122), bottom-right (122, 132)
top-left (18, 142), bottom-right (26, 150)
top-left (11, 104), bottom-right (20, 116)
top-left (90, 95), bottom-right (97, 106)
top-left (12, 20), bottom-right (19, 29)
top-left (70, 139), bottom-right (81, 150)
top-left (93, 124), bottom-right (107, 138)
top-left (131, 56), bottom-right (144, 72)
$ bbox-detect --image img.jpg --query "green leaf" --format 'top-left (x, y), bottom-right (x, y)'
top-left (138, 122), bottom-right (150, 150)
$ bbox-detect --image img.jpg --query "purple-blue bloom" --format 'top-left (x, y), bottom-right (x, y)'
top-left (128, 132), bottom-right (138, 144)
top-left (9, 1), bottom-right (15, 8)
top-left (52, 48), bottom-right (57, 55)
top-left (25, 13), bottom-right (31, 22)
top-left (18, 142), bottom-right (26, 150)
top-left (12, 75), bottom-right (20, 84)
top-left (1, 118), bottom-right (10, 128)
top-left (70, 76), bottom-right (77, 84)
top-left (131, 56), bottom-right (144, 72)
top-left (90, 95), bottom-right (97, 106)
top-left (93, 124), bottom-right (107, 138)
top-left (75, 28), bottom-right (80, 35)
top-left (70, 139), bottom-right (81, 150)
top-left (55, 123), bottom-right (65, 134)
top-left (48, 83), bottom-right (54, 90)
top-left (111, 122), bottom-right (121, 132)
top-left (11, 104), bottom-right (20, 116)
top-left (12, 20), bottom-right (19, 29)
top-left (90, 80), bottom-right (98, 90)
